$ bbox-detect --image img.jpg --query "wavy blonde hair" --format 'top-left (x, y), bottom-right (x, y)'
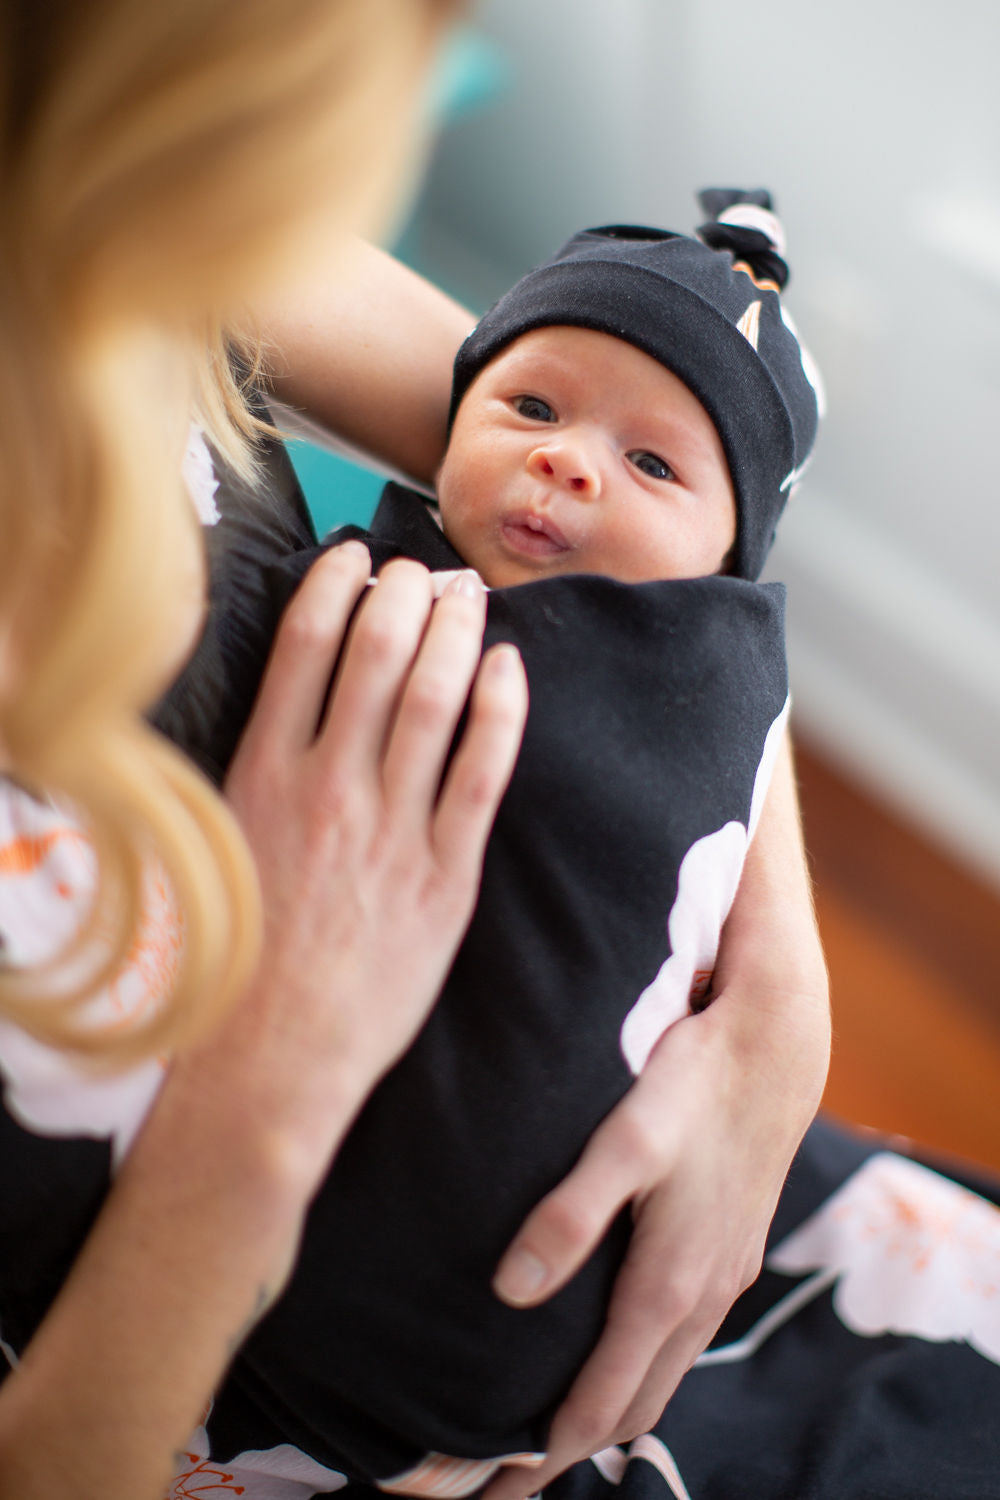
top-left (0, 0), bottom-right (459, 1063)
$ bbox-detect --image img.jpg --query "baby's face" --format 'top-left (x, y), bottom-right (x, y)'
top-left (436, 326), bottom-right (736, 588)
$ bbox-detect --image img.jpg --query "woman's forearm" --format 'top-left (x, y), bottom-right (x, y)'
top-left (258, 236), bottom-right (475, 484)
top-left (710, 727), bottom-right (831, 1122)
top-left (0, 1056), bottom-right (331, 1500)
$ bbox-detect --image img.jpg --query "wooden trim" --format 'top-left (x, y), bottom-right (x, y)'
top-left (794, 734), bottom-right (1000, 1172)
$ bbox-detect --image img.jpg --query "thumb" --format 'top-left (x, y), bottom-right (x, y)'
top-left (492, 1113), bottom-right (639, 1308)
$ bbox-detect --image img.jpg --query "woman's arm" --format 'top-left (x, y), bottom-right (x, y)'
top-left (258, 237), bottom-right (476, 485)
top-left (484, 730), bottom-right (830, 1500)
top-left (0, 550), bottom-right (526, 1500)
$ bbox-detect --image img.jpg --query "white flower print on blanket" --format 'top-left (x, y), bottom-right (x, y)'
top-left (0, 427), bottom-right (211, 1155)
top-left (619, 699), bottom-right (788, 1073)
top-left (769, 1151), bottom-right (1000, 1363)
top-left (0, 781), bottom-right (171, 1164)
top-left (183, 424), bottom-right (221, 527)
top-left (167, 1425), bottom-right (348, 1499)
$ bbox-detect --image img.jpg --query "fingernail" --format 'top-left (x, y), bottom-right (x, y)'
top-left (445, 568), bottom-right (484, 599)
top-left (486, 643), bottom-right (521, 677)
top-left (494, 1248), bottom-right (547, 1305)
top-left (336, 539), bottom-right (370, 561)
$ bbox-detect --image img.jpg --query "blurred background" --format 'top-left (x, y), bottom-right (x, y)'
top-left (291, 0), bottom-right (1000, 1170)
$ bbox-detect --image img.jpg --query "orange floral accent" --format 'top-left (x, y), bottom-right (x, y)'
top-left (769, 1153), bottom-right (1000, 1362)
top-left (731, 259), bottom-right (781, 293)
top-left (0, 828), bottom-right (86, 881)
top-left (105, 868), bottom-right (185, 1029)
top-left (167, 1454), bottom-right (246, 1497)
top-left (688, 968), bottom-right (713, 1008)
top-left (1, 809), bottom-right (183, 1031)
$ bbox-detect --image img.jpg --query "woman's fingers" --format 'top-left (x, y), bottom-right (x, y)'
top-left (482, 1211), bottom-right (726, 1500)
top-left (486, 1001), bottom-right (793, 1500)
top-left (484, 1317), bottom-right (703, 1500)
top-left (234, 541), bottom-right (372, 762)
top-left (379, 570), bottom-right (489, 816)
top-left (557, 1199), bottom-right (722, 1447)
top-left (541, 1304), bottom-right (664, 1459)
top-left (317, 557), bottom-right (435, 776)
top-left (517, 1200), bottom-right (694, 1462)
top-left (492, 1088), bottom-right (655, 1309)
top-left (610, 1318), bottom-right (707, 1444)
top-left (482, 1059), bottom-right (707, 1500)
top-left (432, 641), bottom-right (527, 876)
top-left (237, 555), bottom-right (520, 851)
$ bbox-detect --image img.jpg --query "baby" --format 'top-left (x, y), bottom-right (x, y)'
top-left (155, 190), bottom-right (821, 1493)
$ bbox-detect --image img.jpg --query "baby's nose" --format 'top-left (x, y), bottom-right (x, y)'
top-left (527, 441), bottom-right (598, 496)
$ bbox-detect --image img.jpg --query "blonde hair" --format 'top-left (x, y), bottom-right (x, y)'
top-left (0, 0), bottom-right (459, 1063)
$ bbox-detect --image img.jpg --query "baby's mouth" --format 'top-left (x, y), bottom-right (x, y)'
top-left (500, 510), bottom-right (571, 558)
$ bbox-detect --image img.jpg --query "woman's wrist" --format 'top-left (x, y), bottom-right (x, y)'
top-left (700, 970), bottom-right (830, 1141)
top-left (165, 994), bottom-right (376, 1207)
top-left (703, 729), bottom-right (832, 1135)
top-left (0, 1045), bottom-right (323, 1500)
top-left (707, 883), bottom-right (831, 1122)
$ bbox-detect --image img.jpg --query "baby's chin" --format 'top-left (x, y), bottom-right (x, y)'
top-left (449, 531), bottom-right (585, 591)
top-left (463, 551), bottom-right (571, 591)
top-left (436, 525), bottom-right (501, 589)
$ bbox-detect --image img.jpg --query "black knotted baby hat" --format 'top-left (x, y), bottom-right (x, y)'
top-left (450, 189), bottom-right (823, 581)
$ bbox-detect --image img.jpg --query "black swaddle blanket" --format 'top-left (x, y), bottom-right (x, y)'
top-left (155, 479), bottom-right (788, 1482)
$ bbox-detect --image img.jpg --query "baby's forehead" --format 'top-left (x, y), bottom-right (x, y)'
top-left (483, 325), bottom-right (693, 401)
top-left (487, 323), bottom-right (644, 370)
top-left (480, 325), bottom-right (730, 460)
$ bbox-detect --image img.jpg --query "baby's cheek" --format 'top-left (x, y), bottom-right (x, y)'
top-left (438, 492), bottom-right (479, 564)
top-left (437, 501), bottom-right (468, 563)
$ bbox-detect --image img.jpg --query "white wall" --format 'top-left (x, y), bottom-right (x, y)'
top-left (419, 0), bottom-right (1000, 888)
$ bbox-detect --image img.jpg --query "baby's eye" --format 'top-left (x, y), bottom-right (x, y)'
top-left (627, 450), bottom-right (676, 482)
top-left (513, 395), bottom-right (556, 422)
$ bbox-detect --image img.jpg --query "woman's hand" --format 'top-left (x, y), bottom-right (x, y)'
top-left (221, 542), bottom-right (527, 1180)
top-left (0, 544), bottom-right (526, 1500)
top-left (483, 734), bottom-right (830, 1500)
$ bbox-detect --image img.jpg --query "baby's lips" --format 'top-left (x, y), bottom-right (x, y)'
top-left (503, 508), bottom-right (572, 552)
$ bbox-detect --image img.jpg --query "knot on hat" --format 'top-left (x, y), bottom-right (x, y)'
top-left (697, 188), bottom-right (790, 292)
